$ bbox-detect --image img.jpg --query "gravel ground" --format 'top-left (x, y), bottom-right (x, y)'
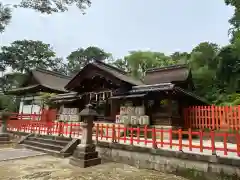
top-left (0, 155), bottom-right (190, 180)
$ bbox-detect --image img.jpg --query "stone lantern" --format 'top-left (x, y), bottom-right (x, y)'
top-left (69, 104), bottom-right (101, 168)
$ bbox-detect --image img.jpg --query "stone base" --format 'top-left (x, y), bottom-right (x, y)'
top-left (0, 133), bottom-right (10, 142)
top-left (69, 144), bottom-right (101, 168)
top-left (0, 133), bottom-right (10, 144)
top-left (70, 157), bottom-right (101, 168)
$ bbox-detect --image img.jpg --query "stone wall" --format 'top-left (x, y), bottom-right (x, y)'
top-left (96, 142), bottom-right (240, 180)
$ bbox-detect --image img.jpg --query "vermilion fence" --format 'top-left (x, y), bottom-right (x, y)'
top-left (6, 121), bottom-right (240, 157)
top-left (184, 105), bottom-right (240, 130)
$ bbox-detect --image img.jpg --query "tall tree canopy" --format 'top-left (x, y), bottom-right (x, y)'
top-left (16, 0), bottom-right (91, 14)
top-left (117, 51), bottom-right (175, 79)
top-left (67, 46), bottom-right (110, 75)
top-left (225, 0), bottom-right (240, 42)
top-left (0, 40), bottom-right (58, 73)
top-left (0, 0), bottom-right (91, 33)
top-left (0, 2), bottom-right (11, 33)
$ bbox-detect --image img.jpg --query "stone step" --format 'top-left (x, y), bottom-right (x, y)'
top-left (28, 137), bottom-right (69, 146)
top-left (36, 134), bottom-right (71, 142)
top-left (0, 136), bottom-right (10, 141)
top-left (23, 140), bottom-right (64, 151)
top-left (21, 144), bottom-right (71, 158)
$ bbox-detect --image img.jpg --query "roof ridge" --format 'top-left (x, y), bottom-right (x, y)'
top-left (146, 64), bottom-right (188, 73)
top-left (34, 68), bottom-right (71, 79)
top-left (93, 60), bottom-right (127, 75)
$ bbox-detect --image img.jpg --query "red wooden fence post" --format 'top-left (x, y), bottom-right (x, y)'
top-left (223, 132), bottom-right (228, 156)
top-left (123, 126), bottom-right (127, 143)
top-left (69, 122), bottom-right (73, 138)
top-left (210, 130), bottom-right (216, 155)
top-left (160, 127), bottom-right (163, 148)
top-left (178, 128), bottom-right (182, 151)
top-left (101, 124), bottom-right (103, 140)
top-left (130, 126), bottom-right (133, 145)
top-left (137, 126), bottom-right (140, 144)
top-left (96, 124), bottom-right (99, 143)
top-left (144, 125), bottom-right (147, 146)
top-left (238, 106), bottom-right (240, 131)
top-left (211, 105), bottom-right (215, 130)
top-left (169, 129), bottom-right (172, 149)
top-left (117, 124), bottom-right (120, 142)
top-left (236, 132), bottom-right (240, 157)
top-left (199, 129), bottom-right (203, 153)
top-left (152, 127), bottom-right (157, 149)
top-left (106, 124), bottom-right (109, 140)
top-left (188, 128), bottom-right (192, 151)
top-left (112, 124), bottom-right (116, 143)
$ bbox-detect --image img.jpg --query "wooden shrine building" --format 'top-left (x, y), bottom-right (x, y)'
top-left (58, 60), bottom-right (144, 122)
top-left (51, 61), bottom-right (207, 128)
top-left (6, 68), bottom-right (71, 115)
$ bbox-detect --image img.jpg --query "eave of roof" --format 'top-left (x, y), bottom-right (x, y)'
top-left (122, 83), bottom-right (208, 105)
top-left (5, 85), bottom-right (41, 95)
top-left (5, 84), bottom-right (68, 95)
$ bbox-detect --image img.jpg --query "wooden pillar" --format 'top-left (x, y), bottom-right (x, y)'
top-left (167, 91), bottom-right (173, 126)
top-left (110, 99), bottom-right (118, 122)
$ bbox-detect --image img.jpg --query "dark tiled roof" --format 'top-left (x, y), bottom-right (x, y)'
top-left (144, 64), bottom-right (190, 85)
top-left (65, 60), bottom-right (144, 89)
top-left (125, 83), bottom-right (208, 104)
top-left (7, 68), bottom-right (71, 94)
top-left (92, 61), bottom-right (144, 86)
top-left (31, 68), bottom-right (71, 92)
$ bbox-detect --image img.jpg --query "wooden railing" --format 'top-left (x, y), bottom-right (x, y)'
top-left (184, 105), bottom-right (240, 130)
top-left (6, 121), bottom-right (240, 158)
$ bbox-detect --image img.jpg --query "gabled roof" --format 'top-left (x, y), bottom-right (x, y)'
top-left (6, 68), bottom-right (71, 95)
top-left (65, 60), bottom-right (144, 90)
top-left (30, 68), bottom-right (71, 92)
top-left (144, 64), bottom-right (191, 85)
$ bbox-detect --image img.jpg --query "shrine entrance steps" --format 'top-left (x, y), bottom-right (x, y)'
top-left (18, 134), bottom-right (79, 158)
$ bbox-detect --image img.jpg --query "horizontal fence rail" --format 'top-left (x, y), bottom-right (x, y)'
top-left (184, 105), bottom-right (240, 130)
top-left (6, 121), bottom-right (240, 158)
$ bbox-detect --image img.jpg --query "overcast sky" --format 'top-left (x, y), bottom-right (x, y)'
top-left (1, 0), bottom-right (234, 60)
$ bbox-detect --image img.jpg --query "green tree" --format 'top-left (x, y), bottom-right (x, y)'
top-left (16, 0), bottom-right (91, 14)
top-left (0, 2), bottom-right (11, 33)
top-left (67, 46), bottom-right (110, 74)
top-left (224, 0), bottom-right (240, 42)
top-left (170, 52), bottom-right (190, 65)
top-left (0, 0), bottom-right (91, 33)
top-left (124, 51), bottom-right (174, 79)
top-left (51, 57), bottom-right (68, 75)
top-left (0, 72), bottom-right (26, 92)
top-left (0, 40), bottom-right (57, 73)
top-left (111, 58), bottom-right (130, 72)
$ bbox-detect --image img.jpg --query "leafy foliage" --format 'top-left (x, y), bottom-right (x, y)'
top-left (110, 42), bottom-right (239, 105)
top-left (0, 2), bottom-right (12, 33)
top-left (0, 0), bottom-right (91, 34)
top-left (0, 40), bottom-right (57, 73)
top-left (39, 92), bottom-right (56, 108)
top-left (67, 46), bottom-right (110, 75)
top-left (16, 0), bottom-right (91, 14)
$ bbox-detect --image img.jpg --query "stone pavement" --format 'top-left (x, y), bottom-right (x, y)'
top-left (0, 154), bottom-right (189, 180)
top-left (0, 148), bottom-right (46, 161)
